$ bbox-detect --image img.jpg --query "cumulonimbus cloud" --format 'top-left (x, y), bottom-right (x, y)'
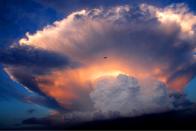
top-left (22, 74), bottom-right (192, 125)
top-left (0, 3), bottom-right (195, 116)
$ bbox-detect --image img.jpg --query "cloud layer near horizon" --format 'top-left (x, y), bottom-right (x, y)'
top-left (0, 3), bottom-right (196, 118)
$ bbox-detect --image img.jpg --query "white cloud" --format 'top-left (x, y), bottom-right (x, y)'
top-left (140, 3), bottom-right (196, 37)
top-left (90, 74), bottom-right (173, 117)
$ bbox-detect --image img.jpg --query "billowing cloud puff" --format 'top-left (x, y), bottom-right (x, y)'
top-left (0, 3), bottom-right (195, 114)
top-left (90, 74), bottom-right (173, 116)
top-left (140, 3), bottom-right (196, 36)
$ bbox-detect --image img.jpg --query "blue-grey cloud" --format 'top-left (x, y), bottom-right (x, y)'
top-left (0, 45), bottom-right (78, 110)
top-left (0, 45), bottom-right (74, 69)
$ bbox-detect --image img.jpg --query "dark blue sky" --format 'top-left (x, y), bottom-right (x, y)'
top-left (0, 0), bottom-right (196, 128)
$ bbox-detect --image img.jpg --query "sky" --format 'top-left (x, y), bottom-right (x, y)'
top-left (0, 0), bottom-right (196, 129)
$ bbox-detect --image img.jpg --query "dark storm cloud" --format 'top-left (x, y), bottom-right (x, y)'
top-left (0, 45), bottom-right (79, 99)
top-left (0, 45), bottom-right (79, 93)
top-left (5, 66), bottom-right (47, 94)
top-left (168, 63), bottom-right (196, 84)
top-left (0, 45), bottom-right (73, 69)
top-left (23, 95), bottom-right (64, 111)
top-left (2, 66), bottom-right (69, 111)
top-left (0, 45), bottom-right (79, 110)
top-left (22, 117), bottom-right (51, 126)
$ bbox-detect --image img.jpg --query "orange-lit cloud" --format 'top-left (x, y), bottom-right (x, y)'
top-left (169, 74), bottom-right (191, 92)
top-left (33, 58), bottom-right (171, 108)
